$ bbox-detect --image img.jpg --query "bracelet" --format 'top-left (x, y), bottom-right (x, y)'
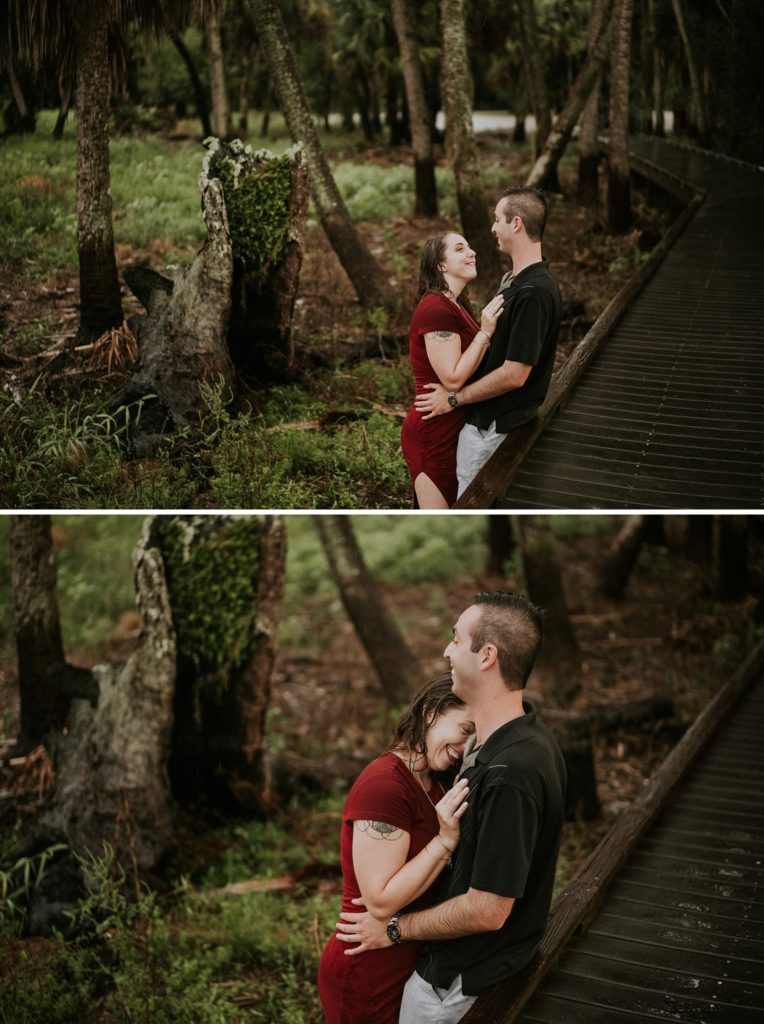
top-left (433, 834), bottom-right (456, 856)
top-left (424, 842), bottom-right (450, 863)
top-left (475, 329), bottom-right (490, 344)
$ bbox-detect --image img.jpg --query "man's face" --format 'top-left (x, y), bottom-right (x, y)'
top-left (444, 605), bottom-right (485, 696)
top-left (491, 197), bottom-right (516, 255)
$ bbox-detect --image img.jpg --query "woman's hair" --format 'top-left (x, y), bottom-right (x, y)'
top-left (384, 670), bottom-right (466, 767)
top-left (417, 232), bottom-right (474, 317)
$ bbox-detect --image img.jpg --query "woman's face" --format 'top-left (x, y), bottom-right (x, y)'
top-left (424, 705), bottom-right (474, 773)
top-left (439, 233), bottom-right (477, 285)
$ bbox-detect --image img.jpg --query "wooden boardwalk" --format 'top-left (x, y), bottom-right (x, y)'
top-left (514, 666), bottom-right (764, 1023)
top-left (496, 138), bottom-right (764, 510)
top-left (461, 642), bottom-right (764, 1024)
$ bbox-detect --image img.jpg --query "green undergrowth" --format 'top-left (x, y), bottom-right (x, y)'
top-left (0, 802), bottom-right (342, 1024)
top-left (0, 360), bottom-right (413, 509)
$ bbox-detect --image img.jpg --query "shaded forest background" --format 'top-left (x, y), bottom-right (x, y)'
top-left (1, 512), bottom-right (762, 1023)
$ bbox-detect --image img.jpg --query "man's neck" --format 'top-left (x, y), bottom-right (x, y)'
top-left (472, 693), bottom-right (525, 747)
top-left (509, 244), bottom-right (544, 278)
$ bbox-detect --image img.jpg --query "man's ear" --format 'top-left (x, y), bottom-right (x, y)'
top-left (480, 644), bottom-right (499, 669)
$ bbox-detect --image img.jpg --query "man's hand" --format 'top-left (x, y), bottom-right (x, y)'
top-left (335, 905), bottom-right (393, 955)
top-left (414, 382), bottom-right (452, 420)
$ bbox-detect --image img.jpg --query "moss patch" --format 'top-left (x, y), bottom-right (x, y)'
top-left (212, 145), bottom-right (294, 281)
top-left (156, 517), bottom-right (262, 689)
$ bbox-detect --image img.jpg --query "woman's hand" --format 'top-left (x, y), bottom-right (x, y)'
top-left (434, 777), bottom-right (469, 851)
top-left (479, 293), bottom-right (505, 337)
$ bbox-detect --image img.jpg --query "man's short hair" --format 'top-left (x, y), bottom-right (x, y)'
top-left (468, 591), bottom-right (544, 690)
top-left (499, 186), bottom-right (548, 242)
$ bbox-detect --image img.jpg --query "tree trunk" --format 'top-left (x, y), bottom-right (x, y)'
top-left (576, 0), bottom-right (608, 205)
top-left (389, 0), bottom-right (438, 216)
top-left (670, 0), bottom-right (707, 142)
top-left (653, 41), bottom-right (665, 137)
top-left (170, 28), bottom-right (213, 138)
top-left (69, 0), bottom-right (124, 344)
top-left (205, 1), bottom-right (232, 139)
top-left (53, 78), bottom-right (72, 140)
top-left (637, 0), bottom-right (653, 133)
top-left (33, 519), bottom-right (177, 918)
top-left (526, 3), bottom-right (612, 191)
top-left (440, 0), bottom-right (502, 291)
top-left (485, 515), bottom-right (515, 576)
top-left (161, 515), bottom-right (286, 812)
top-left (247, 0), bottom-right (397, 313)
top-left (514, 0), bottom-right (554, 175)
top-left (121, 171), bottom-right (236, 451)
top-left (606, 0), bottom-right (633, 234)
top-left (683, 514), bottom-right (712, 565)
top-left (10, 516), bottom-right (66, 753)
top-left (712, 516), bottom-right (749, 601)
top-left (7, 59), bottom-right (36, 133)
top-left (598, 514), bottom-right (664, 598)
top-left (314, 517), bottom-right (422, 706)
top-left (238, 42), bottom-right (256, 133)
top-left (516, 516), bottom-right (581, 705)
top-left (206, 139), bottom-right (310, 382)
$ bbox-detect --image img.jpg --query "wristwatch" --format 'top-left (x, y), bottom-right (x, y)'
top-left (386, 913), bottom-right (404, 944)
top-left (447, 391), bottom-right (459, 408)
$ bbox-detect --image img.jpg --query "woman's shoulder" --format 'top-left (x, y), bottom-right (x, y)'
top-left (345, 753), bottom-right (415, 818)
top-left (414, 291), bottom-right (449, 314)
top-left (347, 753), bottom-right (409, 798)
top-left (411, 291), bottom-right (460, 332)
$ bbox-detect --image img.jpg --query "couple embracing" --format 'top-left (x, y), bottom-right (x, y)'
top-left (318, 591), bottom-right (567, 1024)
top-left (401, 187), bottom-right (562, 508)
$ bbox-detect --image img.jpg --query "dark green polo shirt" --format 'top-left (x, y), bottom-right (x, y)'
top-left (467, 259), bottom-right (562, 433)
top-left (416, 702), bottom-right (566, 996)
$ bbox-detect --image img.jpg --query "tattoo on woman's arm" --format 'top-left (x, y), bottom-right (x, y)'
top-left (355, 820), bottom-right (403, 841)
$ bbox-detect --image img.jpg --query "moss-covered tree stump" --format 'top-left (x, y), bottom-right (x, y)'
top-left (204, 138), bottom-right (309, 383)
top-left (122, 140), bottom-right (308, 452)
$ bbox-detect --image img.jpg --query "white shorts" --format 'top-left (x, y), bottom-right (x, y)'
top-left (456, 421), bottom-right (506, 498)
top-left (399, 970), bottom-right (477, 1024)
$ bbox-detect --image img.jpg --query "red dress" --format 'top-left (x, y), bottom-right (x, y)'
top-left (317, 753), bottom-right (446, 1024)
top-left (401, 292), bottom-right (480, 507)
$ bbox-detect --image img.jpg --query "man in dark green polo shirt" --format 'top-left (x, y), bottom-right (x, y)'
top-left (335, 592), bottom-right (567, 1023)
top-left (415, 187), bottom-right (562, 499)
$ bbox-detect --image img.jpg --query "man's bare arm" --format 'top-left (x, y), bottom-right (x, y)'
top-left (335, 887), bottom-right (515, 954)
top-left (458, 361), bottom-right (531, 405)
top-left (401, 887), bottom-right (514, 941)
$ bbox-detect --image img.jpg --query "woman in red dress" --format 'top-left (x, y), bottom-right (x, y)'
top-left (401, 232), bottom-right (505, 508)
top-left (317, 673), bottom-right (474, 1024)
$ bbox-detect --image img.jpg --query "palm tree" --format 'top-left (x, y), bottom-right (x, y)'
top-left (389, 0), bottom-right (438, 215)
top-left (0, 0), bottom-right (212, 344)
top-left (439, 0), bottom-right (501, 290)
top-left (247, 0), bottom-right (397, 313)
top-left (606, 0), bottom-right (633, 234)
